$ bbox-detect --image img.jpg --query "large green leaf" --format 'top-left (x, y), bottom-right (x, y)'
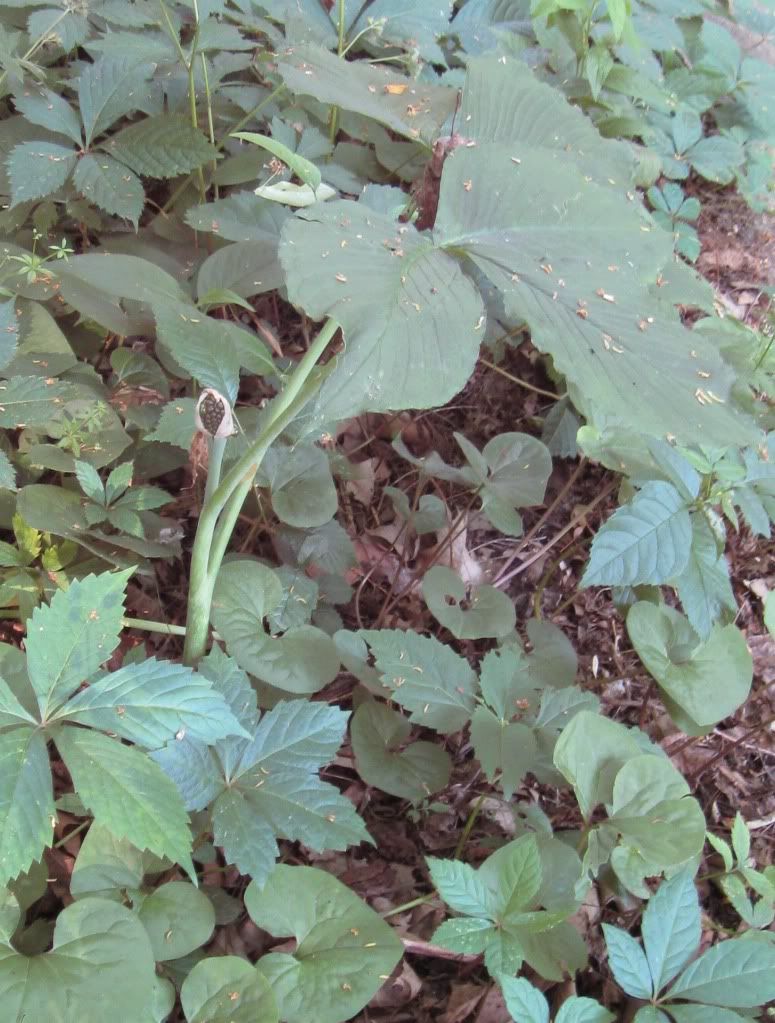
top-left (152, 301), bottom-right (241, 402)
top-left (55, 726), bottom-right (194, 878)
top-left (73, 153), bottom-right (144, 226)
top-left (0, 895), bottom-right (157, 1022)
top-left (279, 199), bottom-right (484, 421)
top-left (77, 57), bottom-right (154, 145)
top-left (673, 515), bottom-right (736, 640)
top-left (582, 483), bottom-right (692, 587)
top-left (246, 864), bottom-right (403, 1023)
top-left (626, 603), bottom-right (753, 728)
top-left (260, 441), bottom-right (337, 528)
top-left (0, 728), bottom-right (54, 886)
top-left (12, 86), bottom-right (83, 146)
top-left (181, 957), bottom-right (278, 1023)
top-left (7, 141), bottom-right (77, 205)
top-left (105, 114), bottom-right (218, 178)
top-left (351, 700), bottom-right (451, 803)
top-left (25, 570), bottom-right (131, 719)
top-left (211, 560), bottom-right (339, 694)
top-left (0, 375), bottom-right (74, 428)
top-left (666, 938), bottom-right (775, 1008)
top-left (277, 42), bottom-right (456, 145)
top-left (641, 870), bottom-right (700, 994)
top-left (432, 63), bottom-right (757, 446)
top-left (57, 658), bottom-right (250, 748)
top-left (359, 629), bottom-right (478, 732)
top-left (137, 881), bottom-right (215, 961)
top-left (470, 708), bottom-right (538, 800)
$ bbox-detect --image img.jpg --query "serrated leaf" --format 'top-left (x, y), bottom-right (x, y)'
top-left (105, 114), bottom-right (218, 178)
top-left (627, 603), bottom-right (752, 728)
top-left (211, 700), bottom-right (368, 882)
top-left (12, 87), bottom-right (83, 146)
top-left (666, 937), bottom-right (775, 1007)
top-left (246, 864), bottom-right (403, 1023)
top-left (70, 823), bottom-right (145, 898)
top-left (181, 957), bottom-right (278, 1023)
top-left (146, 397), bottom-right (197, 448)
top-left (25, 570), bottom-right (131, 718)
top-left (137, 881), bottom-right (215, 961)
top-left (0, 298), bottom-right (19, 374)
top-left (77, 57), bottom-right (154, 146)
top-left (55, 726), bottom-right (194, 879)
top-left (422, 566), bottom-right (516, 639)
top-left (8, 141), bottom-right (77, 205)
top-left (280, 199), bottom-right (484, 421)
top-left (602, 923), bottom-right (653, 998)
top-left (351, 701), bottom-right (451, 803)
top-left (642, 870), bottom-right (700, 993)
top-left (359, 629), bottom-right (478, 732)
top-left (73, 153), bottom-right (144, 226)
top-left (150, 738), bottom-right (222, 812)
top-left (0, 451), bottom-right (16, 493)
top-left (57, 658), bottom-right (250, 748)
top-left (583, 482), bottom-right (692, 587)
top-left (0, 376), bottom-right (73, 428)
top-left (0, 728), bottom-right (54, 887)
top-left (0, 897), bottom-right (157, 1023)
top-left (74, 460), bottom-right (105, 504)
top-left (0, 677), bottom-right (39, 729)
top-left (555, 996), bottom-right (616, 1023)
top-left (426, 857), bottom-right (496, 919)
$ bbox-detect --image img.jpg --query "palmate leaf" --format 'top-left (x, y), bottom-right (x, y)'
top-left (12, 86), bottom-right (82, 146)
top-left (0, 895), bottom-right (157, 1023)
top-left (279, 199), bottom-right (484, 422)
top-left (55, 726), bottom-right (195, 879)
top-left (105, 114), bottom-right (218, 178)
top-left (25, 570), bottom-right (132, 719)
top-left (0, 728), bottom-right (54, 886)
top-left (246, 864), bottom-right (403, 1023)
top-left (77, 57), bottom-right (155, 146)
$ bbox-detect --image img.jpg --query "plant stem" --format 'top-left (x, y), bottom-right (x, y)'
top-left (328, 0), bottom-right (347, 143)
top-left (381, 893), bottom-right (437, 918)
top-left (204, 433), bottom-right (227, 507)
top-left (182, 318), bottom-right (339, 666)
top-left (0, 10), bottom-right (68, 96)
top-left (122, 617), bottom-right (187, 636)
top-left (453, 792), bottom-right (486, 859)
top-left (479, 356), bottom-right (562, 400)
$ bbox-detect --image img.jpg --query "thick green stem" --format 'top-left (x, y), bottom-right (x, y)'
top-left (182, 318), bottom-right (339, 666)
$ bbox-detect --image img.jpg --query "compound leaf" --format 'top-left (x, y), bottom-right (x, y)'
top-left (666, 938), bottom-right (775, 1008)
top-left (642, 870), bottom-right (700, 994)
top-left (77, 57), bottom-right (154, 145)
top-left (0, 728), bottom-right (54, 887)
top-left (8, 141), bottom-right (77, 205)
top-left (73, 153), bottom-right (144, 226)
top-left (602, 923), bottom-right (653, 999)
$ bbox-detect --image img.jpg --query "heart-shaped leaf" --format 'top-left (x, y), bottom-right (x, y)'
top-left (422, 566), bottom-right (516, 639)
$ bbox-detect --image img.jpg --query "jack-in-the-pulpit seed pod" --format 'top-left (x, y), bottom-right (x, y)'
top-left (195, 388), bottom-right (234, 438)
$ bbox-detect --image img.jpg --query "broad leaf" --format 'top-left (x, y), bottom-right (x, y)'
top-left (602, 923), bottom-right (653, 998)
top-left (351, 701), bottom-right (451, 803)
top-left (25, 570), bottom-right (132, 719)
top-left (666, 938), bottom-right (775, 1007)
top-left (246, 864), bottom-right (403, 1023)
top-left (8, 142), bottom-right (77, 205)
top-left (73, 153), bottom-right (144, 226)
top-left (500, 976), bottom-right (550, 1023)
top-left (181, 957), bottom-right (278, 1023)
top-left (0, 299), bottom-right (19, 373)
top-left (77, 57), bottom-right (154, 145)
top-left (0, 896), bottom-right (157, 1022)
top-left (55, 726), bottom-right (194, 878)
top-left (0, 376), bottom-right (73, 428)
top-left (470, 707), bottom-right (538, 799)
top-left (58, 658), bottom-right (250, 747)
top-left (153, 301), bottom-right (241, 402)
top-left (673, 515), bottom-right (736, 640)
top-left (137, 882), bottom-right (215, 961)
top-left (105, 114), bottom-right (218, 178)
top-left (12, 87), bottom-right (82, 146)
top-left (0, 728), bottom-right (54, 886)
top-left (583, 483), bottom-right (692, 587)
top-left (359, 629), bottom-right (478, 732)
top-left (279, 200), bottom-right (484, 421)
top-left (627, 603), bottom-right (753, 728)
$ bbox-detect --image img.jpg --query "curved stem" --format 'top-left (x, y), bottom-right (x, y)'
top-left (182, 318), bottom-right (339, 666)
